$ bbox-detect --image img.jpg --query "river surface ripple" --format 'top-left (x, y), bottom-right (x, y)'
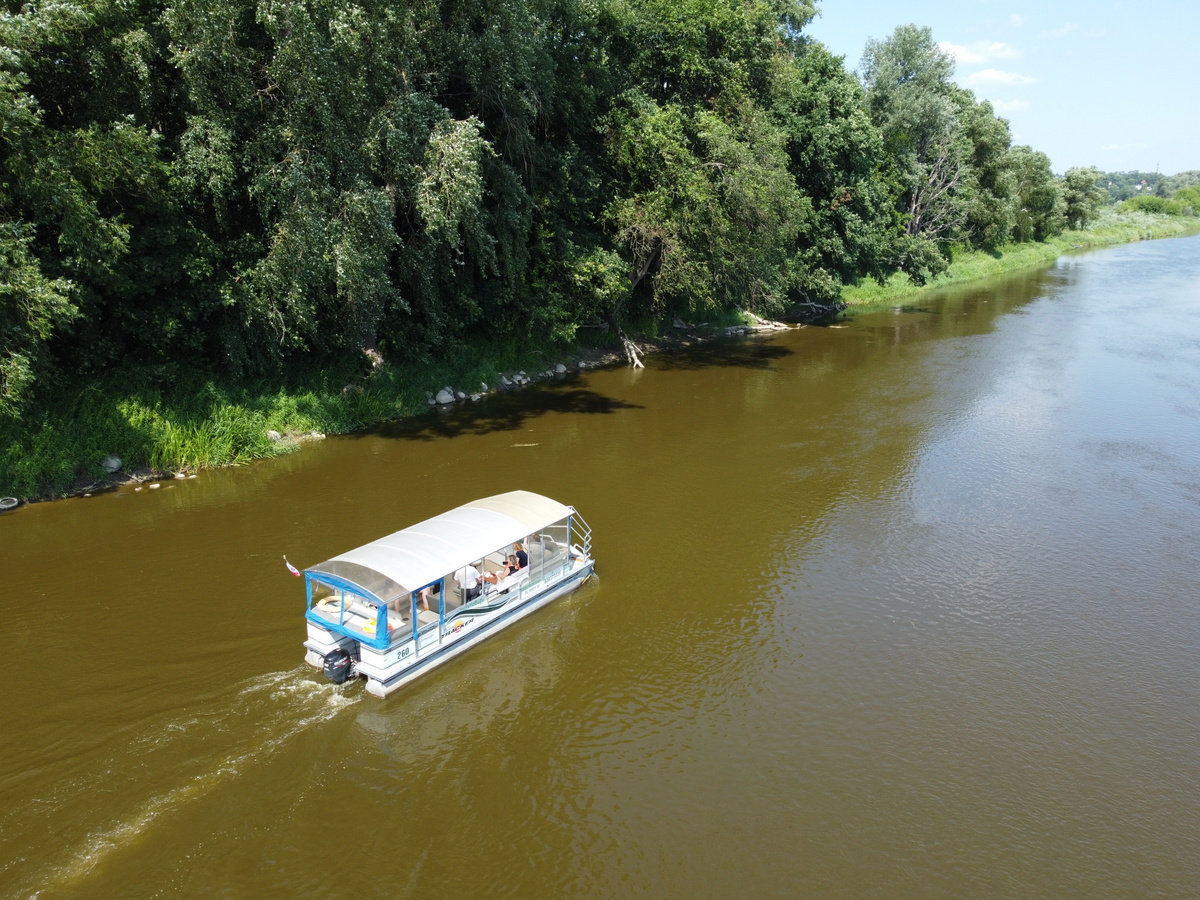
top-left (3, 234), bottom-right (1200, 899)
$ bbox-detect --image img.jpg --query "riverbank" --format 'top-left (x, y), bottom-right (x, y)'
top-left (839, 209), bottom-right (1200, 311)
top-left (0, 312), bottom-right (757, 502)
top-left (3, 211), bottom-right (1197, 503)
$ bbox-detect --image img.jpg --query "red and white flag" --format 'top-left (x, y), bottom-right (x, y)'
top-left (284, 556), bottom-right (301, 577)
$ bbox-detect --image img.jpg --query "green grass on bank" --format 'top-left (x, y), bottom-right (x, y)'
top-left (840, 209), bottom-right (1200, 311)
top-left (0, 338), bottom-right (597, 500)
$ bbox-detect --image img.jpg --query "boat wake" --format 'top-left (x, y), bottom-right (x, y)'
top-left (13, 670), bottom-right (357, 900)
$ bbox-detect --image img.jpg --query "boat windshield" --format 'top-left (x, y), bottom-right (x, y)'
top-left (307, 559), bottom-right (405, 604)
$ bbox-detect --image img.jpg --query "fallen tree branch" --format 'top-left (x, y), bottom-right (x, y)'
top-left (606, 311), bottom-right (645, 368)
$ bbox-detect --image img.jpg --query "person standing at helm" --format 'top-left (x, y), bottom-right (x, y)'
top-left (456, 563), bottom-right (481, 601)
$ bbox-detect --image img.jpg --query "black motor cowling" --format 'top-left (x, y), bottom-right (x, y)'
top-left (322, 648), bottom-right (353, 685)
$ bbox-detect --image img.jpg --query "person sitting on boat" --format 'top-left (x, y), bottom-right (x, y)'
top-left (512, 542), bottom-right (529, 569)
top-left (483, 555), bottom-right (520, 584)
top-left (456, 564), bottom-right (482, 601)
top-left (419, 582), bottom-right (442, 613)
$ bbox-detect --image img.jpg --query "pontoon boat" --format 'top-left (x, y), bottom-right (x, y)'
top-left (301, 491), bottom-right (594, 696)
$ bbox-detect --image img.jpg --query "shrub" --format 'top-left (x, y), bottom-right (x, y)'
top-left (1120, 195), bottom-right (1172, 215)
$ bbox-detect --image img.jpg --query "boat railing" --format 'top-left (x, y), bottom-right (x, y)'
top-left (572, 511), bottom-right (593, 558)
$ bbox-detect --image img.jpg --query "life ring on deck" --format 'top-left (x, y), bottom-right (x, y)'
top-left (316, 597), bottom-right (350, 615)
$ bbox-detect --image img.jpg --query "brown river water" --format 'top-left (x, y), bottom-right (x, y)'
top-left (3, 235), bottom-right (1200, 899)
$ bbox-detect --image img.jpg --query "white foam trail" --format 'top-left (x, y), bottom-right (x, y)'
top-left (18, 671), bottom-right (356, 900)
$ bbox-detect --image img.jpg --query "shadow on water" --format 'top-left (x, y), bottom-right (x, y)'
top-left (359, 336), bottom-right (792, 445)
top-left (360, 377), bottom-right (644, 442)
top-left (649, 335), bottom-right (793, 371)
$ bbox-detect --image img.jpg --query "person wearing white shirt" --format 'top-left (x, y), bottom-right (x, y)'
top-left (456, 564), bottom-right (481, 601)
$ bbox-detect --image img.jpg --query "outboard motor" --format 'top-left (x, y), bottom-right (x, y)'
top-left (322, 648), bottom-right (353, 685)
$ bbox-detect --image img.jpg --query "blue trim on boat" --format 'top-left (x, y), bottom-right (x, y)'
top-left (303, 572), bottom-right (392, 650)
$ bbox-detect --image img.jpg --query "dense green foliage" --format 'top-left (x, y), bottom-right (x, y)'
top-left (1009, 146), bottom-right (1064, 242)
top-left (0, 2), bottom-right (1194, 497)
top-left (1156, 170), bottom-right (1200, 197)
top-left (1119, 185), bottom-right (1200, 217)
top-left (1061, 166), bottom-right (1107, 229)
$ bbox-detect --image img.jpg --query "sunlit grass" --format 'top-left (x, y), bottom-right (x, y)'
top-left (0, 336), bottom-right (599, 499)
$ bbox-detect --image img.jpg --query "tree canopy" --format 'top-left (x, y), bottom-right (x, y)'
top-left (0, 3), bottom-right (1143, 414)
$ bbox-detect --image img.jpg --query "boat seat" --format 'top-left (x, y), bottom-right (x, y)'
top-left (489, 568), bottom-right (529, 595)
top-left (417, 609), bottom-right (440, 626)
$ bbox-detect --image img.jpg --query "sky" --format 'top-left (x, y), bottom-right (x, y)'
top-left (805, 0), bottom-right (1199, 176)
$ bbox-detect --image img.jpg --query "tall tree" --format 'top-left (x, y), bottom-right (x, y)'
top-left (858, 24), bottom-right (963, 277)
top-left (771, 41), bottom-right (902, 306)
top-left (954, 90), bottom-right (1016, 252)
top-left (599, 0), bottom-right (816, 329)
top-left (1061, 166), bottom-right (1106, 230)
top-left (1008, 146), bottom-right (1064, 242)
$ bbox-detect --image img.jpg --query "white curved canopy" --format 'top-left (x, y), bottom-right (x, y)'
top-left (306, 491), bottom-right (574, 602)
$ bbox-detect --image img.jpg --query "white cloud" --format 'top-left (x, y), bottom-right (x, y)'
top-left (1009, 14), bottom-right (1027, 27)
top-left (1041, 23), bottom-right (1079, 39)
top-left (991, 100), bottom-right (1030, 113)
top-left (939, 40), bottom-right (1021, 64)
top-left (966, 69), bottom-right (1038, 87)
